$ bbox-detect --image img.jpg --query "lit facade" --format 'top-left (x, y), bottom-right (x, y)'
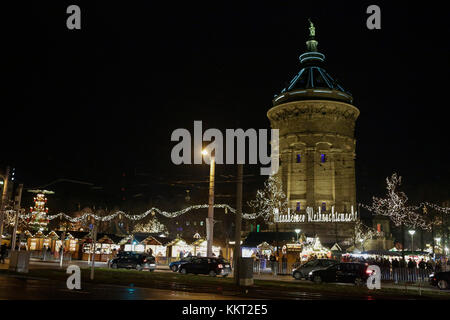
top-left (267, 22), bottom-right (360, 244)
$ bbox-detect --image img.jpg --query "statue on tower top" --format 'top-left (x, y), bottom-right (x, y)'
top-left (306, 19), bottom-right (318, 52)
top-left (308, 18), bottom-right (315, 38)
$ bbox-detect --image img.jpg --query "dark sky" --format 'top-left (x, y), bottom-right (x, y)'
top-left (3, 1), bottom-right (450, 212)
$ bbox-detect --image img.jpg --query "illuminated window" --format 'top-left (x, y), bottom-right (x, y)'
top-left (296, 202), bottom-right (301, 211)
top-left (320, 154), bottom-right (326, 163)
top-left (257, 224), bottom-right (260, 232)
top-left (250, 224), bottom-right (254, 232)
top-left (296, 154), bottom-right (301, 163)
top-left (321, 202), bottom-right (326, 211)
top-left (186, 221), bottom-right (190, 226)
top-left (193, 221), bottom-right (197, 226)
top-left (200, 221), bottom-right (204, 226)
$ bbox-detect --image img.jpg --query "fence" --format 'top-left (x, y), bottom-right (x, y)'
top-left (252, 259), bottom-right (434, 283)
top-left (380, 267), bottom-right (433, 283)
top-left (27, 250), bottom-right (72, 262)
top-left (253, 259), bottom-right (290, 275)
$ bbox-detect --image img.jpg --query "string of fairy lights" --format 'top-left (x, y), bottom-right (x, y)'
top-left (11, 204), bottom-right (258, 223)
top-left (4, 173), bottom-right (450, 231)
top-left (8, 200), bottom-right (450, 225)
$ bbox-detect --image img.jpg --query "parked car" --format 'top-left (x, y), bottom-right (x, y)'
top-left (109, 252), bottom-right (156, 271)
top-left (169, 256), bottom-right (195, 272)
top-left (292, 259), bottom-right (337, 280)
top-left (429, 271), bottom-right (450, 290)
top-left (178, 257), bottom-right (232, 277)
top-left (309, 262), bottom-right (371, 285)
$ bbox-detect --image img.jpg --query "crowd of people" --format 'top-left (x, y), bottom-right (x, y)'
top-left (340, 255), bottom-right (448, 273)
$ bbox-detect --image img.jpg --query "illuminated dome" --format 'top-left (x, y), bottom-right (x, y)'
top-left (273, 20), bottom-right (353, 106)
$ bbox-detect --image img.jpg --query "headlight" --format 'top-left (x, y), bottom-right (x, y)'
top-left (429, 273), bottom-right (434, 278)
top-left (309, 271), bottom-right (313, 276)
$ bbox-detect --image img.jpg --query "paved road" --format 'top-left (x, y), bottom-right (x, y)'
top-left (0, 275), bottom-right (249, 300)
top-left (1, 259), bottom-right (447, 299)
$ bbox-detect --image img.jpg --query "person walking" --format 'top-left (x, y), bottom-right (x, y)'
top-left (0, 244), bottom-right (8, 264)
top-left (418, 258), bottom-right (426, 281)
top-left (407, 258), bottom-right (416, 282)
top-left (392, 258), bottom-right (400, 283)
top-left (269, 253), bottom-right (277, 275)
top-left (435, 260), bottom-right (442, 273)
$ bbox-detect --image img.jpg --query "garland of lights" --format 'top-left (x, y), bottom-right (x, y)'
top-left (13, 204), bottom-right (258, 223)
top-left (4, 174), bottom-right (450, 228)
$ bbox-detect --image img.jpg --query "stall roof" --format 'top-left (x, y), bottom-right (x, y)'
top-left (53, 231), bottom-right (125, 243)
top-left (46, 231), bottom-right (59, 239)
top-left (133, 233), bottom-right (174, 245)
top-left (242, 232), bottom-right (298, 247)
top-left (361, 250), bottom-right (401, 256)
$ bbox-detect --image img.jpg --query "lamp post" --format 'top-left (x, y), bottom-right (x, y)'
top-left (435, 237), bottom-right (441, 254)
top-left (202, 149), bottom-right (215, 257)
top-left (0, 167), bottom-right (11, 239)
top-left (409, 230), bottom-right (415, 254)
top-left (295, 229), bottom-right (301, 243)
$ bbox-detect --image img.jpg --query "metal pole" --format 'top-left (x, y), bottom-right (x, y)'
top-left (90, 222), bottom-right (97, 280)
top-left (233, 164), bottom-right (243, 286)
top-left (401, 223), bottom-right (405, 259)
top-left (0, 166), bottom-right (11, 238)
top-left (59, 230), bottom-right (66, 267)
top-left (11, 184), bottom-right (23, 251)
top-left (206, 154), bottom-right (215, 257)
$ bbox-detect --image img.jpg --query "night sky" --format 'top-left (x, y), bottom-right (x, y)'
top-left (3, 1), bottom-right (450, 214)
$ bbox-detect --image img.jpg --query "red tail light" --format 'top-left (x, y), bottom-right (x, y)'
top-left (366, 269), bottom-right (373, 274)
top-left (143, 259), bottom-right (148, 263)
top-left (218, 264), bottom-right (223, 268)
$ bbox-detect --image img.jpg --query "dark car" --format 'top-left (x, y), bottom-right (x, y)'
top-left (109, 252), bottom-right (156, 271)
top-left (309, 262), bottom-right (371, 285)
top-left (178, 257), bottom-right (232, 277)
top-left (169, 256), bottom-right (195, 272)
top-left (292, 259), bottom-right (337, 280)
top-left (429, 271), bottom-right (450, 290)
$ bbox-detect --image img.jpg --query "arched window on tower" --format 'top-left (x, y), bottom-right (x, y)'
top-left (320, 154), bottom-right (326, 163)
top-left (321, 202), bottom-right (326, 212)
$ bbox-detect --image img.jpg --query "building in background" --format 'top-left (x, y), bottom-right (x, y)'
top-left (267, 22), bottom-right (360, 245)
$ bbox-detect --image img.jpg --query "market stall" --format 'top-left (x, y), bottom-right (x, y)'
top-left (167, 238), bottom-right (192, 259)
top-left (64, 233), bottom-right (82, 259)
top-left (140, 236), bottom-right (167, 257)
top-left (80, 233), bottom-right (109, 262)
top-left (299, 237), bottom-right (331, 262)
top-left (46, 230), bottom-right (59, 252)
top-left (27, 230), bottom-right (45, 251)
top-left (190, 238), bottom-right (221, 257)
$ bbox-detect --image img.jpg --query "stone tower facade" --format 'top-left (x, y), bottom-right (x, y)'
top-left (267, 22), bottom-right (360, 244)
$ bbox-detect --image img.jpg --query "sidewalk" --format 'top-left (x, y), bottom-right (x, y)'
top-left (251, 272), bottom-right (444, 293)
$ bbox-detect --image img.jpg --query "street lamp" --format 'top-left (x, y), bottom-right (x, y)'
top-left (435, 237), bottom-right (441, 254)
top-left (359, 238), bottom-right (364, 252)
top-left (409, 230), bottom-right (415, 253)
top-left (0, 168), bottom-right (11, 239)
top-left (295, 229), bottom-right (301, 243)
top-left (202, 149), bottom-right (215, 257)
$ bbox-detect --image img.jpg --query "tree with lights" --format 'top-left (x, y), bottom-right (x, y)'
top-left (370, 173), bottom-right (430, 230)
top-left (27, 190), bottom-right (53, 232)
top-left (369, 173), bottom-right (430, 256)
top-left (248, 175), bottom-right (288, 224)
top-left (353, 220), bottom-right (379, 250)
top-left (248, 175), bottom-right (288, 255)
